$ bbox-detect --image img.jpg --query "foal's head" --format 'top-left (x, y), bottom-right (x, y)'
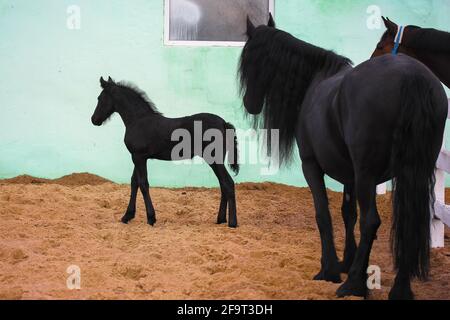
top-left (91, 77), bottom-right (116, 126)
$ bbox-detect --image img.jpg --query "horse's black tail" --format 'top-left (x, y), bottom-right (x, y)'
top-left (225, 122), bottom-right (240, 176)
top-left (391, 74), bottom-right (440, 280)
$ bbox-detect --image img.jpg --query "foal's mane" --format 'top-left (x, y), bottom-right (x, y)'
top-left (115, 81), bottom-right (162, 115)
top-left (238, 26), bottom-right (352, 164)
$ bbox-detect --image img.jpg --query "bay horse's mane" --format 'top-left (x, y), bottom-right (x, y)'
top-left (238, 26), bottom-right (352, 164)
top-left (405, 26), bottom-right (450, 53)
top-left (115, 81), bottom-right (162, 115)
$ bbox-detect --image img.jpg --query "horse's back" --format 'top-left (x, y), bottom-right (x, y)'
top-left (125, 112), bottom-right (229, 160)
top-left (340, 54), bottom-right (447, 144)
top-left (339, 54), bottom-right (447, 179)
top-left (341, 54), bottom-right (446, 117)
top-left (187, 113), bottom-right (228, 129)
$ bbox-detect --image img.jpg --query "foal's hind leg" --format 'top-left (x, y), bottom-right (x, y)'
top-left (337, 177), bottom-right (380, 298)
top-left (303, 160), bottom-right (341, 283)
top-left (209, 164), bottom-right (228, 225)
top-left (340, 184), bottom-right (357, 273)
top-left (121, 168), bottom-right (138, 224)
top-left (211, 164), bottom-right (237, 228)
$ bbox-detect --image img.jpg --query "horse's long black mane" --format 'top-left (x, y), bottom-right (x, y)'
top-left (239, 26), bottom-right (352, 164)
top-left (115, 81), bottom-right (162, 115)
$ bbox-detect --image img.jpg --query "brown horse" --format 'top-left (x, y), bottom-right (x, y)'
top-left (372, 17), bottom-right (450, 89)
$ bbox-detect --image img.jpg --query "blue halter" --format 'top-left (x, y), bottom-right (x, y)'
top-left (392, 26), bottom-right (404, 55)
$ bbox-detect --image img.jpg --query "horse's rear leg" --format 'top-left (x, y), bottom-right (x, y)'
top-left (337, 177), bottom-right (380, 298)
top-left (389, 266), bottom-right (413, 300)
top-left (303, 160), bottom-right (341, 283)
top-left (121, 168), bottom-right (138, 224)
top-left (211, 163), bottom-right (237, 228)
top-left (340, 184), bottom-right (357, 273)
top-left (209, 164), bottom-right (228, 225)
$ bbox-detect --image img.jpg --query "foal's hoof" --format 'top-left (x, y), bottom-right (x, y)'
top-left (228, 221), bottom-right (238, 229)
top-left (147, 217), bottom-right (157, 226)
top-left (121, 213), bottom-right (135, 224)
top-left (217, 218), bottom-right (227, 225)
top-left (313, 269), bottom-right (342, 284)
top-left (336, 279), bottom-right (367, 298)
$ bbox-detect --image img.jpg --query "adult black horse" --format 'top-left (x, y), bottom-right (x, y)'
top-left (239, 17), bottom-right (448, 299)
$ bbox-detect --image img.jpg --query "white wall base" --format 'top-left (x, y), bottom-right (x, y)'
top-left (431, 218), bottom-right (445, 248)
top-left (376, 183), bottom-right (387, 195)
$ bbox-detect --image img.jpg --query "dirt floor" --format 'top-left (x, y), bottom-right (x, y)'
top-left (0, 173), bottom-right (449, 300)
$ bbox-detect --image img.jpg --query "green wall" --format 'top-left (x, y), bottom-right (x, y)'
top-left (0, 0), bottom-right (449, 189)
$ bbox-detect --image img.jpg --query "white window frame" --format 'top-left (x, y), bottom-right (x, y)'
top-left (164, 0), bottom-right (275, 47)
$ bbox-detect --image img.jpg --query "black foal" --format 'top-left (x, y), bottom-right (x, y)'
top-left (91, 77), bottom-right (239, 228)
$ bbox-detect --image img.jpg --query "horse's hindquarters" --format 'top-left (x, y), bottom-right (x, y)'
top-left (339, 54), bottom-right (447, 179)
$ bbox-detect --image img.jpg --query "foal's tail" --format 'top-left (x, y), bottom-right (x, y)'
top-left (391, 74), bottom-right (443, 280)
top-left (225, 122), bottom-right (240, 176)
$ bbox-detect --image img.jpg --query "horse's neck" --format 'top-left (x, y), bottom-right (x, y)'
top-left (117, 103), bottom-right (158, 127)
top-left (416, 51), bottom-right (450, 89)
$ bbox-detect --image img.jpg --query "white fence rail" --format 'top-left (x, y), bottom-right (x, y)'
top-left (377, 99), bottom-right (450, 248)
top-left (432, 99), bottom-right (450, 248)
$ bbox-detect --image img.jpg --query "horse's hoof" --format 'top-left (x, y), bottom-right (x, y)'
top-left (121, 213), bottom-right (135, 224)
top-left (336, 279), bottom-right (367, 298)
top-left (228, 221), bottom-right (238, 228)
top-left (147, 218), bottom-right (156, 226)
top-left (313, 269), bottom-right (342, 283)
top-left (217, 218), bottom-right (227, 225)
top-left (389, 285), bottom-right (414, 300)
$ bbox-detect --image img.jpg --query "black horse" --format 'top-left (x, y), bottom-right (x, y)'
top-left (239, 17), bottom-right (448, 299)
top-left (372, 17), bottom-right (450, 89)
top-left (91, 77), bottom-right (239, 228)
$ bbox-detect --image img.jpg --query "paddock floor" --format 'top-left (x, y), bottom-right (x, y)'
top-left (0, 173), bottom-right (449, 300)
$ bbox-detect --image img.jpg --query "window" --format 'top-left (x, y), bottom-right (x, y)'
top-left (164, 0), bottom-right (275, 47)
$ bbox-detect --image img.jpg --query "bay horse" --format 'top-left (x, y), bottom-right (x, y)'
top-left (239, 17), bottom-right (448, 299)
top-left (372, 17), bottom-right (450, 89)
top-left (91, 77), bottom-right (239, 228)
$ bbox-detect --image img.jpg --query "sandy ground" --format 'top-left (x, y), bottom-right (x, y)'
top-left (0, 173), bottom-right (449, 300)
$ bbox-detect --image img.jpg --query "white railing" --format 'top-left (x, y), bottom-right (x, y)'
top-left (431, 99), bottom-right (450, 248)
top-left (377, 99), bottom-right (450, 248)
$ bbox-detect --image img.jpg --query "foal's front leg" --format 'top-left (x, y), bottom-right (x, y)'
top-left (303, 160), bottom-right (341, 283)
top-left (121, 168), bottom-right (138, 224)
top-left (133, 155), bottom-right (157, 226)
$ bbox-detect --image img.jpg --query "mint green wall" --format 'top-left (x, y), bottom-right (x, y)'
top-left (0, 0), bottom-right (449, 189)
